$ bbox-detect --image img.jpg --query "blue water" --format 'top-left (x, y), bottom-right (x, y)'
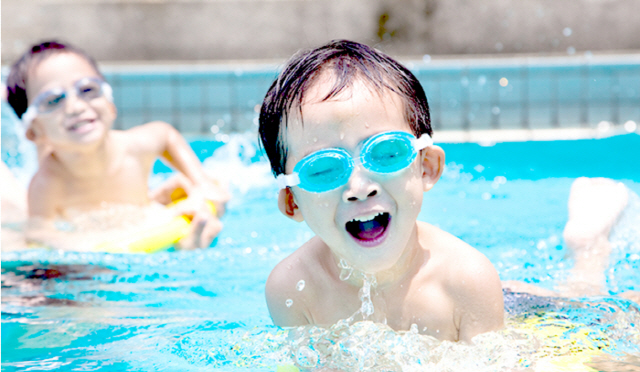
top-left (2, 133), bottom-right (640, 371)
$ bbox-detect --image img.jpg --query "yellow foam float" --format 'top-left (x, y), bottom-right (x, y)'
top-left (512, 311), bottom-right (613, 372)
top-left (94, 199), bottom-right (217, 254)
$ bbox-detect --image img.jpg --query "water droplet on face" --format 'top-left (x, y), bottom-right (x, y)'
top-left (313, 137), bottom-right (318, 143)
top-left (286, 299), bottom-right (293, 307)
top-left (340, 132), bottom-right (345, 140)
top-left (296, 280), bottom-right (305, 291)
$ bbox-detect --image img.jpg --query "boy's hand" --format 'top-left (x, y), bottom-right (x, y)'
top-left (149, 173), bottom-right (230, 217)
top-left (149, 173), bottom-right (230, 249)
top-left (171, 197), bottom-right (223, 249)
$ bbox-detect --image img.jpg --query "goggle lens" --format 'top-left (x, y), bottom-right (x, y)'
top-left (362, 132), bottom-right (416, 173)
top-left (295, 149), bottom-right (353, 193)
top-left (281, 131), bottom-right (431, 193)
top-left (32, 78), bottom-right (107, 115)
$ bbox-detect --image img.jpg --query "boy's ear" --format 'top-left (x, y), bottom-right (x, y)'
top-left (278, 188), bottom-right (304, 222)
top-left (25, 123), bottom-right (45, 143)
top-left (25, 126), bottom-right (37, 141)
top-left (420, 145), bottom-right (445, 192)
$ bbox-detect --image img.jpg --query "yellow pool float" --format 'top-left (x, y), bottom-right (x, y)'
top-left (512, 311), bottom-right (613, 372)
top-left (93, 198), bottom-right (217, 254)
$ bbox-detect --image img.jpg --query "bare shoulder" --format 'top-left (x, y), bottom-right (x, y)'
top-left (418, 222), bottom-right (504, 341)
top-left (27, 165), bottom-right (64, 218)
top-left (119, 121), bottom-right (174, 154)
top-left (419, 222), bottom-right (496, 277)
top-left (265, 237), bottom-right (327, 327)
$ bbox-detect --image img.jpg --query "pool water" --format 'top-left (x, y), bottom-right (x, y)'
top-left (2, 132), bottom-right (640, 371)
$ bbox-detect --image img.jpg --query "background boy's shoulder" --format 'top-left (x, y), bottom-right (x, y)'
top-left (117, 121), bottom-right (174, 155)
top-left (28, 163), bottom-right (64, 217)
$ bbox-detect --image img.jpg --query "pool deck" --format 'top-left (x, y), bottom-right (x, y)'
top-left (435, 123), bottom-right (639, 144)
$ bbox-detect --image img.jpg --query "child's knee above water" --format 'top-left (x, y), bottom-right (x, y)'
top-left (5, 41), bottom-right (229, 250)
top-left (259, 40), bottom-right (504, 342)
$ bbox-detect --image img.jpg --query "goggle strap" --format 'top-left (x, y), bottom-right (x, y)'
top-left (276, 173), bottom-right (300, 189)
top-left (102, 83), bottom-right (114, 103)
top-left (21, 107), bottom-right (36, 128)
top-left (413, 135), bottom-right (433, 151)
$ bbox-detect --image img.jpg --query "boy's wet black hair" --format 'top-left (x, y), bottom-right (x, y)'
top-left (6, 40), bottom-right (104, 119)
top-left (258, 39), bottom-right (432, 177)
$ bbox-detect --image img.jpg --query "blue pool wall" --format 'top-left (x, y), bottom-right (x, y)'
top-left (93, 55), bottom-right (640, 135)
top-left (2, 54), bottom-right (639, 138)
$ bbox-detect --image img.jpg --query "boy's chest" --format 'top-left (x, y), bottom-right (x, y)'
top-left (381, 284), bottom-right (459, 341)
top-left (56, 157), bottom-right (152, 211)
top-left (310, 279), bottom-right (459, 341)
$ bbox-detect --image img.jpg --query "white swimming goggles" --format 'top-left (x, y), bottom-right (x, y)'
top-left (276, 130), bottom-right (433, 193)
top-left (22, 77), bottom-right (113, 127)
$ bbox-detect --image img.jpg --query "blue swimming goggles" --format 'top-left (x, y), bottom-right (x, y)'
top-left (22, 77), bottom-right (113, 127)
top-left (276, 131), bottom-right (433, 193)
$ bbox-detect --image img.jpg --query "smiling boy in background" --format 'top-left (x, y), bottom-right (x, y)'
top-left (259, 40), bottom-right (504, 342)
top-left (5, 41), bottom-right (229, 251)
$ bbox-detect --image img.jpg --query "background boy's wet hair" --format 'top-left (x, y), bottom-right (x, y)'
top-left (259, 39), bottom-right (433, 177)
top-left (6, 41), bottom-right (104, 120)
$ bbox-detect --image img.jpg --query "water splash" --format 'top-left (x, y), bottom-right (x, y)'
top-left (608, 188), bottom-right (640, 293)
top-left (296, 280), bottom-right (305, 292)
top-left (213, 295), bottom-right (640, 372)
top-left (336, 259), bottom-right (379, 322)
top-left (201, 132), bottom-right (273, 195)
top-left (357, 274), bottom-right (377, 320)
top-left (338, 258), bottom-right (353, 281)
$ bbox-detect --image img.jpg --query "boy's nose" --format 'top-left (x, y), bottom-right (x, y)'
top-left (64, 92), bottom-right (88, 115)
top-left (343, 166), bottom-right (379, 202)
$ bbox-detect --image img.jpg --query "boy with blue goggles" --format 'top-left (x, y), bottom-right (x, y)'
top-left (258, 40), bottom-right (504, 343)
top-left (276, 131), bottom-right (433, 193)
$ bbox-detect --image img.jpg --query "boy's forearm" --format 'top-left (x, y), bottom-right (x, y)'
top-left (162, 125), bottom-right (209, 185)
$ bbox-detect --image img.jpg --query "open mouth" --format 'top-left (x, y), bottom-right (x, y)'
top-left (68, 120), bottom-right (95, 133)
top-left (345, 212), bottom-right (391, 245)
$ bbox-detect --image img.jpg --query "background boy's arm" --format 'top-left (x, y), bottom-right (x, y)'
top-left (130, 121), bottom-right (230, 248)
top-left (452, 250), bottom-right (505, 343)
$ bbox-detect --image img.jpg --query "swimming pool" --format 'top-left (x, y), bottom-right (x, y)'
top-left (2, 127), bottom-right (639, 371)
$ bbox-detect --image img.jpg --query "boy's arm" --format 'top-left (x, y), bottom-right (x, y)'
top-left (452, 251), bottom-right (505, 343)
top-left (132, 122), bottom-right (230, 209)
top-left (130, 122), bottom-right (230, 248)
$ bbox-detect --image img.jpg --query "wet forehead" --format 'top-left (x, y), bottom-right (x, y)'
top-left (284, 75), bottom-right (410, 168)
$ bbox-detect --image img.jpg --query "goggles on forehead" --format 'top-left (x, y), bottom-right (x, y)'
top-left (276, 131), bottom-right (433, 193)
top-left (22, 77), bottom-right (113, 127)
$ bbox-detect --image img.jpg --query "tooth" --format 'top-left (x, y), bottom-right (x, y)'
top-left (351, 212), bottom-right (383, 223)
